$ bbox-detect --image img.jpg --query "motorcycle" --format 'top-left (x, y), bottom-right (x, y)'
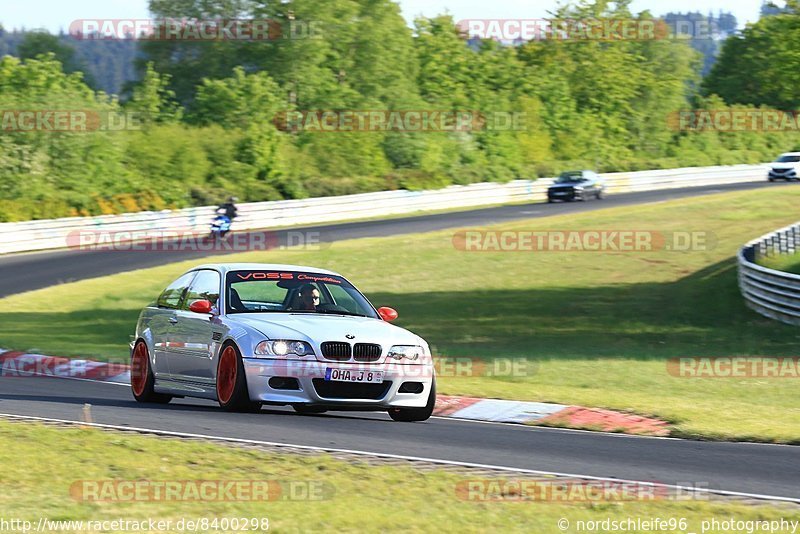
top-left (209, 209), bottom-right (232, 240)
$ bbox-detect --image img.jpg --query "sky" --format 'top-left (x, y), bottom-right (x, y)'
top-left (0, 0), bottom-right (772, 34)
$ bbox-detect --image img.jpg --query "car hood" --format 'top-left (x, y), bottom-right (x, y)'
top-left (228, 313), bottom-right (423, 346)
top-left (771, 164), bottom-right (798, 170)
top-left (549, 183), bottom-right (579, 189)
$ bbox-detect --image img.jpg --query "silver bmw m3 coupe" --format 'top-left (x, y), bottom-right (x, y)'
top-left (130, 263), bottom-right (436, 421)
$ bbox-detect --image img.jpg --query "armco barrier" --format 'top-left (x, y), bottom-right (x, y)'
top-left (0, 163), bottom-right (768, 255)
top-left (739, 222), bottom-right (800, 325)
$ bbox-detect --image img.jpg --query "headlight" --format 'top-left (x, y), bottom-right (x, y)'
top-left (254, 340), bottom-right (314, 357)
top-left (387, 345), bottom-right (423, 361)
top-left (574, 186), bottom-right (584, 191)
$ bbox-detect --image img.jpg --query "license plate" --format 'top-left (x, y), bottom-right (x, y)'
top-left (325, 368), bottom-right (384, 384)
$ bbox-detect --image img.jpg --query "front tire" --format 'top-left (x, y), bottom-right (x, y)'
top-left (216, 343), bottom-right (260, 412)
top-left (389, 378), bottom-right (436, 422)
top-left (130, 341), bottom-right (172, 404)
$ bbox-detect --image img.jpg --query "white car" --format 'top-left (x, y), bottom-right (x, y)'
top-left (130, 263), bottom-right (436, 422)
top-left (768, 152), bottom-right (800, 181)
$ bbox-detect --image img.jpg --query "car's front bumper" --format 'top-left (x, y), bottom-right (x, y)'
top-left (548, 188), bottom-right (582, 201)
top-left (243, 358), bottom-right (433, 409)
top-left (768, 170), bottom-right (797, 180)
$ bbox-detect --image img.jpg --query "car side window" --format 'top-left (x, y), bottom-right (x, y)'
top-left (183, 270), bottom-right (221, 310)
top-left (157, 272), bottom-right (196, 310)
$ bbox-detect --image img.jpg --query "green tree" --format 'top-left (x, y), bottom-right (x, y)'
top-left (17, 31), bottom-right (97, 88)
top-left (704, 4), bottom-right (800, 110)
top-left (191, 66), bottom-right (283, 128)
top-left (126, 62), bottom-right (183, 123)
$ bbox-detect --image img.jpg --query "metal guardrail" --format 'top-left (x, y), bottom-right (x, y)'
top-left (738, 222), bottom-right (800, 325)
top-left (0, 163), bottom-right (769, 255)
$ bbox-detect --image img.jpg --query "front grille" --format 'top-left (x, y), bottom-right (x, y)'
top-left (353, 343), bottom-right (382, 362)
top-left (321, 341), bottom-right (351, 360)
top-left (549, 187), bottom-right (574, 198)
top-left (312, 379), bottom-right (392, 400)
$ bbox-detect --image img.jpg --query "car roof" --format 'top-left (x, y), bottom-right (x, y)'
top-left (779, 152), bottom-right (800, 157)
top-left (189, 263), bottom-right (343, 277)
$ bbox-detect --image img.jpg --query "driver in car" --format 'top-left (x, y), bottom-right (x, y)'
top-left (297, 284), bottom-right (321, 311)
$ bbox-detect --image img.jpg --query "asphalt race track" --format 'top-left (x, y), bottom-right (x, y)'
top-left (0, 180), bottom-right (786, 298)
top-left (1, 179), bottom-right (799, 501)
top-left (1, 377), bottom-right (798, 500)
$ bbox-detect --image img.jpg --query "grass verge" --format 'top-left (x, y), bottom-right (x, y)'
top-left (759, 252), bottom-right (800, 275)
top-left (2, 187), bottom-right (800, 441)
top-left (0, 420), bottom-right (797, 533)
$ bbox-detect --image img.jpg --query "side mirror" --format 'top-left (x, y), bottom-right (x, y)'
top-left (377, 307), bottom-right (398, 322)
top-left (189, 299), bottom-right (213, 314)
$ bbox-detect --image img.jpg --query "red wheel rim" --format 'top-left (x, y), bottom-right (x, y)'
top-left (217, 346), bottom-right (237, 404)
top-left (131, 342), bottom-right (148, 396)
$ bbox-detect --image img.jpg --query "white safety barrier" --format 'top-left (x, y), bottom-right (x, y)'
top-left (0, 163), bottom-right (770, 255)
top-left (739, 222), bottom-right (800, 325)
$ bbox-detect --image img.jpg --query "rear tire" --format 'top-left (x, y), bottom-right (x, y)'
top-left (216, 343), bottom-right (261, 412)
top-left (596, 190), bottom-right (604, 200)
top-left (389, 378), bottom-right (436, 422)
top-left (130, 341), bottom-right (172, 404)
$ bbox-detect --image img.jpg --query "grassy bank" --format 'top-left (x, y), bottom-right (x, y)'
top-left (759, 251), bottom-right (800, 275)
top-left (0, 420), bottom-right (797, 533)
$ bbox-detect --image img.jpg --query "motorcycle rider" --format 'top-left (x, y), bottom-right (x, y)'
top-left (218, 196), bottom-right (239, 221)
top-left (210, 196), bottom-right (238, 239)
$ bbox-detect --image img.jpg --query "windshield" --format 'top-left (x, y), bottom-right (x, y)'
top-left (225, 270), bottom-right (378, 318)
top-left (776, 155), bottom-right (800, 163)
top-left (556, 172), bottom-right (585, 183)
